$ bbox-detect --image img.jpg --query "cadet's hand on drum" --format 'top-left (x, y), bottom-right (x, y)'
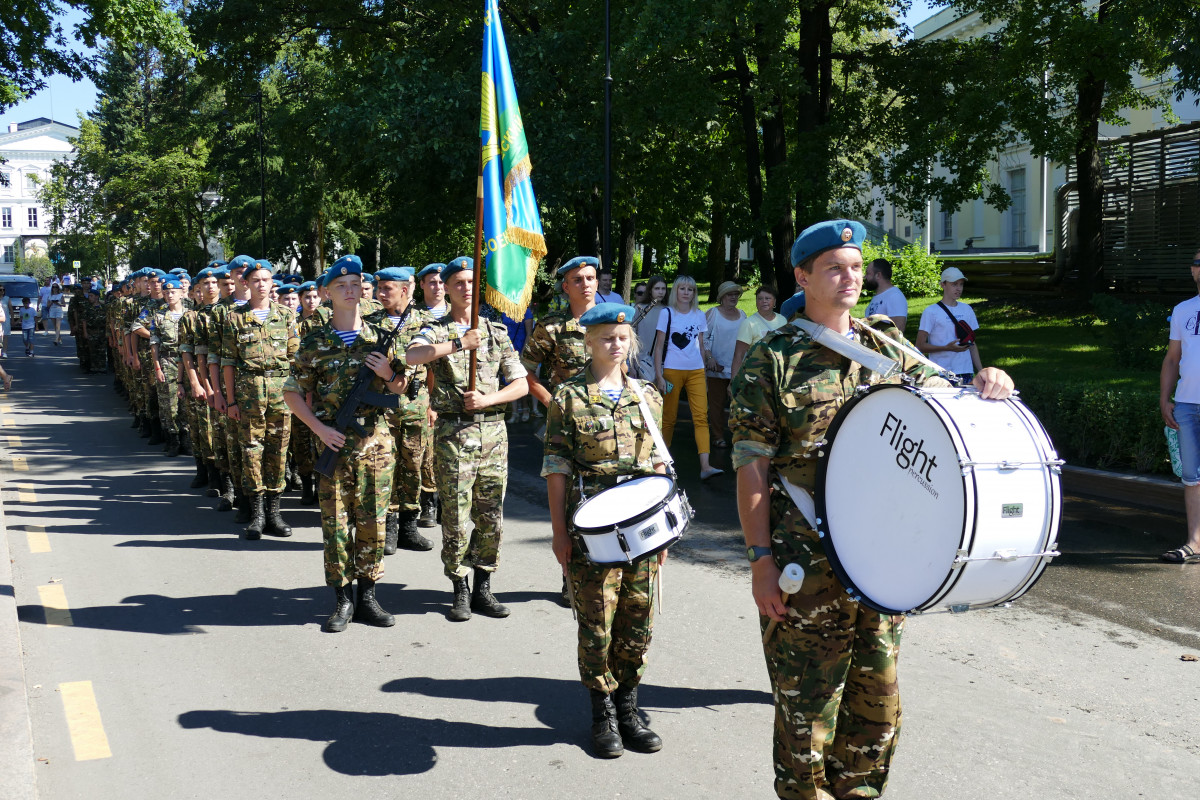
top-left (971, 367), bottom-right (1014, 400)
top-left (752, 560), bottom-right (788, 622)
top-left (317, 423), bottom-right (347, 452)
top-left (363, 351), bottom-right (392, 378)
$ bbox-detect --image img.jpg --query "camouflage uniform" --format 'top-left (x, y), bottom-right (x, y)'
top-left (135, 306), bottom-right (186, 436)
top-left (366, 304), bottom-right (432, 514)
top-left (520, 308), bottom-right (590, 393)
top-left (285, 320), bottom-right (401, 586)
top-left (413, 316), bottom-right (526, 578)
top-left (542, 369), bottom-right (666, 693)
top-left (83, 301), bottom-right (108, 373)
top-left (208, 298), bottom-right (244, 487)
top-left (729, 316), bottom-right (949, 800)
top-left (178, 306), bottom-right (212, 463)
top-left (67, 293), bottom-right (87, 370)
top-left (219, 302), bottom-right (298, 494)
top-left (290, 310), bottom-right (323, 477)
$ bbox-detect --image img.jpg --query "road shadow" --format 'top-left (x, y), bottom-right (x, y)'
top-left (177, 708), bottom-right (559, 776)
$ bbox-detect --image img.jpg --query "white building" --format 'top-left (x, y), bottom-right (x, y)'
top-left (872, 9), bottom-right (1200, 254)
top-left (0, 118), bottom-right (78, 273)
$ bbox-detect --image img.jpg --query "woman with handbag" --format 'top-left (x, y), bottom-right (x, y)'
top-left (916, 267), bottom-right (982, 383)
top-left (543, 303), bottom-right (669, 759)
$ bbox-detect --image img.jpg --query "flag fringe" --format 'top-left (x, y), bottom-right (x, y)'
top-left (503, 154), bottom-right (533, 223)
top-left (505, 226), bottom-right (547, 258)
top-left (483, 248), bottom-right (540, 322)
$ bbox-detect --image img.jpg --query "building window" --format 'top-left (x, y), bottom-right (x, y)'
top-left (24, 173), bottom-right (38, 192)
top-left (904, 225), bottom-right (911, 239)
top-left (941, 210), bottom-right (953, 241)
top-left (1, 208), bottom-right (10, 228)
top-left (1, 245), bottom-right (14, 263)
top-left (28, 207), bottom-right (38, 228)
top-left (1008, 168), bottom-right (1027, 248)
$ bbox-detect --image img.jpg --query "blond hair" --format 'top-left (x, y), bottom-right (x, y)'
top-left (667, 275), bottom-right (699, 313)
top-left (584, 322), bottom-right (640, 364)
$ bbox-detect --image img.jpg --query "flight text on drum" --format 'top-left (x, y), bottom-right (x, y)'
top-left (880, 412), bottom-right (939, 487)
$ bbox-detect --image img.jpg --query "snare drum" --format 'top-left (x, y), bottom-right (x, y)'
top-left (815, 384), bottom-right (1062, 615)
top-left (572, 475), bottom-right (692, 565)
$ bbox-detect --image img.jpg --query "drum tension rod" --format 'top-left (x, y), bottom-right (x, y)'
top-left (952, 544), bottom-right (1061, 567)
top-left (958, 458), bottom-right (1065, 475)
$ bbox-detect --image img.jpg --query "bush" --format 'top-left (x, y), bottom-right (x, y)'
top-left (1018, 378), bottom-right (1169, 474)
top-left (861, 239), bottom-right (942, 299)
top-left (1083, 294), bottom-right (1168, 370)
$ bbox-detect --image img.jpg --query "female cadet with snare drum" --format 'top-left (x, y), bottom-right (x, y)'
top-left (542, 303), bottom-right (670, 759)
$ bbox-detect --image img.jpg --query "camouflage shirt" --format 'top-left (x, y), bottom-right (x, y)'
top-left (520, 308), bottom-right (589, 393)
top-left (218, 302), bottom-right (299, 372)
top-left (82, 301), bottom-right (107, 336)
top-left (729, 315), bottom-right (949, 495)
top-left (365, 303), bottom-right (432, 419)
top-left (146, 307), bottom-right (187, 356)
top-left (177, 306), bottom-right (206, 356)
top-left (542, 369), bottom-right (665, 504)
top-left (409, 316), bottom-right (527, 414)
top-left (284, 319), bottom-right (404, 428)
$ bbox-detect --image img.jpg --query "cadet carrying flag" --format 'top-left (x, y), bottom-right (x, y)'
top-left (479, 0), bottom-right (547, 321)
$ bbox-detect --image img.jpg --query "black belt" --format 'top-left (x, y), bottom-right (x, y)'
top-left (437, 411), bottom-right (506, 423)
top-left (243, 368), bottom-right (288, 377)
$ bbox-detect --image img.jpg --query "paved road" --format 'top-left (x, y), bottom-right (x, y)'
top-left (2, 338), bottom-right (1198, 799)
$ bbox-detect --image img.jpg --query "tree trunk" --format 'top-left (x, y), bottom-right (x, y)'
top-left (375, 232), bottom-right (382, 272)
top-left (575, 201), bottom-right (601, 258)
top-left (755, 25), bottom-right (795, 299)
top-left (642, 242), bottom-right (653, 278)
top-left (707, 198), bottom-right (726, 301)
top-left (678, 237), bottom-right (690, 275)
top-left (732, 33), bottom-right (775, 285)
top-left (794, 2), bottom-right (834, 240)
top-left (1073, 0), bottom-right (1110, 297)
top-left (618, 214), bottom-right (636, 301)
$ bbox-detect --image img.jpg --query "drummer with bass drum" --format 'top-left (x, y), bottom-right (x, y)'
top-left (729, 220), bottom-right (1014, 800)
top-left (542, 303), bottom-right (671, 760)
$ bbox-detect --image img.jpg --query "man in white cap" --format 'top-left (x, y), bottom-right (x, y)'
top-left (916, 266), bottom-right (982, 384)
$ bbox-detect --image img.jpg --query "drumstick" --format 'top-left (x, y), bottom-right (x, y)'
top-left (761, 564), bottom-right (805, 644)
top-left (565, 569), bottom-right (576, 621)
top-left (657, 561), bottom-right (664, 615)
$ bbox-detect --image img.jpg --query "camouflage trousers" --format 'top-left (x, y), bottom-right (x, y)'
top-left (566, 541), bottom-right (658, 694)
top-left (387, 414), bottom-right (426, 514)
top-left (434, 418), bottom-right (507, 579)
top-left (421, 419), bottom-right (436, 492)
top-left (86, 334), bottom-right (107, 372)
top-left (762, 492), bottom-right (903, 800)
top-left (155, 355), bottom-right (181, 432)
top-left (317, 420), bottom-right (395, 587)
top-left (127, 351), bottom-right (147, 415)
top-left (234, 373), bottom-right (291, 494)
top-left (222, 392), bottom-right (244, 488)
top-left (290, 420), bottom-right (315, 476)
top-left (188, 390), bottom-right (213, 461)
top-left (140, 345), bottom-right (160, 422)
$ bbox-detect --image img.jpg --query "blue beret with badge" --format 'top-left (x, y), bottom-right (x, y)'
top-left (579, 303), bottom-right (635, 327)
top-left (298, 281), bottom-right (317, 292)
top-left (441, 256), bottom-right (474, 280)
top-left (228, 254), bottom-right (256, 272)
top-left (789, 219), bottom-right (866, 267)
top-left (161, 277), bottom-right (182, 290)
top-left (780, 290), bottom-right (806, 320)
top-left (376, 266), bottom-right (415, 282)
top-left (169, 267), bottom-right (187, 275)
top-left (361, 271), bottom-right (376, 284)
top-left (556, 255), bottom-right (601, 277)
top-left (152, 269), bottom-right (168, 279)
top-left (213, 266), bottom-right (231, 279)
top-left (276, 283), bottom-right (296, 295)
top-left (195, 268), bottom-right (214, 280)
top-left (417, 263), bottom-right (445, 280)
top-left (329, 254), bottom-right (362, 279)
top-left (255, 259), bottom-right (273, 272)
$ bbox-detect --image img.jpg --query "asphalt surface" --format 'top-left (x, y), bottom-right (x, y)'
top-left (2, 334), bottom-right (1198, 799)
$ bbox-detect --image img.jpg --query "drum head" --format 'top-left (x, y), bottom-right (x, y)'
top-left (573, 475), bottom-right (675, 530)
top-left (817, 385), bottom-right (968, 614)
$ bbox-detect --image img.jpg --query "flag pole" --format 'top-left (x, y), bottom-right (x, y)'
top-left (468, 149), bottom-right (485, 392)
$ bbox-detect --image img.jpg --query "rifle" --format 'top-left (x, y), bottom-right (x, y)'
top-left (313, 311), bottom-right (411, 479)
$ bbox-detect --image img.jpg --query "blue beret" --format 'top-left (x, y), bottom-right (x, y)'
top-left (417, 263), bottom-right (445, 280)
top-left (557, 256), bottom-right (601, 277)
top-left (361, 272), bottom-right (376, 284)
top-left (329, 254), bottom-right (362, 280)
top-left (212, 266), bottom-right (231, 279)
top-left (276, 284), bottom-right (297, 295)
top-left (169, 267), bottom-right (187, 275)
top-left (272, 279), bottom-right (283, 288)
top-left (298, 281), bottom-right (316, 292)
top-left (161, 277), bottom-right (182, 290)
top-left (195, 268), bottom-right (214, 280)
top-left (88, 287), bottom-right (100, 295)
top-left (178, 274), bottom-right (193, 284)
top-left (152, 269), bottom-right (168, 279)
top-left (206, 260), bottom-right (227, 270)
top-left (376, 266), bottom-right (415, 282)
top-left (315, 272), bottom-right (329, 288)
top-left (790, 220), bottom-right (866, 267)
top-left (442, 257), bottom-right (474, 280)
top-left (228, 254), bottom-right (256, 272)
top-left (255, 259), bottom-right (273, 271)
top-left (579, 303), bottom-right (635, 327)
top-left (780, 290), bottom-right (806, 320)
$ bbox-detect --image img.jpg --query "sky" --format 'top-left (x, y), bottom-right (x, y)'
top-left (2, 1), bottom-right (944, 131)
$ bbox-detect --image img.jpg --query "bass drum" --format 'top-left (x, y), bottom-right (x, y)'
top-left (815, 384), bottom-right (1062, 615)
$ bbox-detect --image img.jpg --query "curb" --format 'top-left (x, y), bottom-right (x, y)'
top-left (1062, 465), bottom-right (1182, 514)
top-left (0, 480), bottom-right (37, 800)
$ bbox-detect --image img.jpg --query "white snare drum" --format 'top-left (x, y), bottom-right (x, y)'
top-left (572, 475), bottom-right (692, 565)
top-left (815, 384), bottom-right (1062, 615)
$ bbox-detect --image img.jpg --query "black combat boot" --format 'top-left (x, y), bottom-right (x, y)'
top-left (470, 568), bottom-right (510, 618)
top-left (589, 690), bottom-right (624, 758)
top-left (190, 457), bottom-right (209, 489)
top-left (352, 578), bottom-right (395, 627)
top-left (216, 473), bottom-right (236, 512)
top-left (614, 686), bottom-right (663, 753)
top-left (130, 412), bottom-right (141, 429)
top-left (206, 464), bottom-right (222, 497)
top-left (138, 414), bottom-right (152, 438)
top-left (323, 584), bottom-right (354, 633)
top-left (180, 432), bottom-right (193, 456)
top-left (418, 491), bottom-right (438, 528)
top-left (299, 474), bottom-right (317, 506)
top-left (447, 576), bottom-right (472, 622)
top-left (288, 466), bottom-right (303, 491)
top-left (383, 512), bottom-right (399, 556)
top-left (243, 493), bottom-right (265, 540)
top-left (234, 491), bottom-right (253, 524)
top-left (397, 510), bottom-right (433, 551)
top-left (165, 431), bottom-right (181, 458)
top-left (147, 418), bottom-right (165, 446)
top-left (263, 493), bottom-right (292, 537)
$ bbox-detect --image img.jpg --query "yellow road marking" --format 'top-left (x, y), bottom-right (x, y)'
top-left (3, 418), bottom-right (15, 427)
top-left (0, 404), bottom-right (11, 413)
top-left (59, 682), bottom-right (112, 761)
top-left (10, 455), bottom-right (27, 471)
top-left (16, 484), bottom-right (36, 503)
top-left (37, 584), bottom-right (73, 627)
top-left (26, 525), bottom-right (49, 553)
top-left (6, 435), bottom-right (21, 448)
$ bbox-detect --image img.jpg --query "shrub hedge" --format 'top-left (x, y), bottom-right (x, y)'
top-left (861, 239), bottom-right (943, 298)
top-left (1017, 378), bottom-right (1169, 475)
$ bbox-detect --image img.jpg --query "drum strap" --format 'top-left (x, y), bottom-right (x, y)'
top-left (792, 317), bottom-right (900, 379)
top-left (777, 474), bottom-right (818, 530)
top-left (627, 379), bottom-right (675, 473)
top-left (853, 321), bottom-right (960, 383)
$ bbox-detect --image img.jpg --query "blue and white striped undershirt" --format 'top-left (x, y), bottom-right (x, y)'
top-left (251, 308), bottom-right (269, 323)
top-left (600, 387), bottom-right (622, 404)
top-left (427, 303), bottom-right (447, 320)
top-left (331, 328), bottom-right (359, 347)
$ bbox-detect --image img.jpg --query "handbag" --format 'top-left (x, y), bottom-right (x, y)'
top-left (936, 302), bottom-right (976, 345)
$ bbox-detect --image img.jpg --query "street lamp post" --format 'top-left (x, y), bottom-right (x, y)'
top-left (243, 91), bottom-right (268, 257)
top-left (602, 0), bottom-right (612, 274)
